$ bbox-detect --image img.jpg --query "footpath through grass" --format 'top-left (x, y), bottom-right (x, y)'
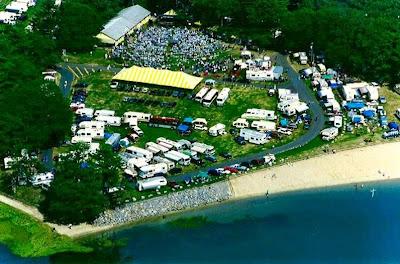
top-left (0, 203), bottom-right (90, 257)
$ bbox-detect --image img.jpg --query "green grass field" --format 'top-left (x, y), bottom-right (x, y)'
top-left (0, 0), bottom-right (12, 9)
top-left (0, 203), bottom-right (90, 257)
top-left (82, 72), bottom-right (306, 164)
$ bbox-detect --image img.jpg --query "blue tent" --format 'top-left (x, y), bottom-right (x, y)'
top-left (104, 132), bottom-right (112, 140)
top-left (362, 110), bottom-right (375, 118)
top-left (388, 122), bottom-right (399, 130)
top-left (183, 117), bottom-right (193, 124)
top-left (352, 115), bottom-right (363, 124)
top-left (280, 118), bottom-right (289, 127)
top-left (177, 124), bottom-right (190, 134)
top-left (345, 101), bottom-right (365, 110)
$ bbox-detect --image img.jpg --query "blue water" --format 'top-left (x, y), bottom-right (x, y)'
top-left (3, 181), bottom-right (400, 264)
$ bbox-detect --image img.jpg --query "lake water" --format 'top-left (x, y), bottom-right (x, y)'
top-left (3, 180), bottom-right (400, 264)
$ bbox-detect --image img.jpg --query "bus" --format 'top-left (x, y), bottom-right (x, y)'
top-left (195, 87), bottom-right (210, 102)
top-left (202, 89), bottom-right (219, 107)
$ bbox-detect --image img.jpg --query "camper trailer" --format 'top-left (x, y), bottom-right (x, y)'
top-left (31, 172), bottom-right (54, 187)
top-left (321, 127), bottom-right (339, 141)
top-left (192, 118), bottom-right (208, 130)
top-left (208, 123), bottom-right (226, 136)
top-left (126, 157), bottom-right (148, 169)
top-left (202, 89), bottom-right (219, 107)
top-left (232, 118), bottom-right (249, 128)
top-left (239, 128), bottom-right (269, 145)
top-left (251, 120), bottom-right (276, 132)
top-left (332, 116), bottom-right (343, 128)
top-left (145, 142), bottom-right (169, 153)
top-left (216, 88), bottom-right (230, 106)
top-left (122, 111), bottom-right (152, 122)
top-left (76, 108), bottom-right (94, 118)
top-left (139, 163), bottom-right (168, 178)
top-left (157, 137), bottom-right (184, 151)
top-left (78, 121), bottom-right (105, 130)
top-left (263, 154), bottom-right (276, 166)
top-left (195, 87), bottom-right (210, 102)
top-left (95, 115), bottom-right (121, 126)
top-left (76, 129), bottom-right (104, 140)
top-left (137, 176), bottom-right (167, 191)
top-left (6, 2), bottom-right (28, 14)
top-left (71, 135), bottom-right (92, 144)
top-left (241, 109), bottom-right (276, 121)
top-left (191, 142), bottom-right (215, 155)
top-left (94, 109), bottom-right (115, 117)
top-left (153, 156), bottom-right (175, 170)
top-left (126, 146), bottom-right (153, 162)
top-left (0, 11), bottom-right (17, 24)
top-left (164, 150), bottom-right (191, 166)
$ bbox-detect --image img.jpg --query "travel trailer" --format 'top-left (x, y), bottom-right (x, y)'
top-left (164, 150), bottom-right (190, 166)
top-left (241, 109), bottom-right (276, 121)
top-left (123, 111), bottom-right (152, 122)
top-left (239, 128), bottom-right (269, 145)
top-left (153, 156), bottom-right (175, 170)
top-left (145, 142), bottom-right (169, 153)
top-left (192, 118), bottom-right (208, 130)
top-left (71, 135), bottom-right (92, 144)
top-left (31, 172), bottom-right (54, 187)
top-left (251, 120), bottom-right (276, 132)
top-left (156, 137), bottom-right (185, 151)
top-left (94, 109), bottom-right (115, 117)
top-left (95, 115), bottom-right (121, 126)
top-left (191, 142), bottom-right (215, 155)
top-left (232, 118), bottom-right (249, 129)
top-left (321, 127), bottom-right (339, 141)
top-left (195, 87), bottom-right (210, 102)
top-left (78, 121), bottom-right (105, 130)
top-left (138, 163), bottom-right (168, 178)
top-left (76, 108), bottom-right (94, 118)
top-left (208, 123), bottom-right (226, 136)
top-left (216, 88), bottom-right (230, 106)
top-left (126, 146), bottom-right (153, 162)
top-left (202, 89), bottom-right (219, 107)
top-left (76, 129), bottom-right (104, 140)
top-left (137, 176), bottom-right (167, 191)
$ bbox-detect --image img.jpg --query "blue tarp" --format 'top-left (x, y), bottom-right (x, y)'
top-left (380, 116), bottom-right (388, 126)
top-left (363, 110), bottom-right (375, 118)
top-left (177, 124), bottom-right (190, 133)
top-left (388, 122), bottom-right (399, 130)
top-left (280, 118), bottom-right (289, 127)
top-left (352, 115), bottom-right (363, 124)
top-left (183, 117), bottom-right (193, 124)
top-left (104, 132), bottom-right (112, 140)
top-left (345, 102), bottom-right (365, 110)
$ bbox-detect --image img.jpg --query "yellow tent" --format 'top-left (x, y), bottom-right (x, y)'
top-left (164, 9), bottom-right (177, 16)
top-left (112, 66), bottom-right (203, 90)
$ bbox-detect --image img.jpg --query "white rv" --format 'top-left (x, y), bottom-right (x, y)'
top-left (164, 150), bottom-right (191, 166)
top-left (191, 142), bottom-right (215, 155)
top-left (216, 88), bottom-right (230, 106)
top-left (202, 89), bottom-right (219, 107)
top-left (123, 111), bottom-right (152, 122)
top-left (146, 146), bottom-right (161, 155)
top-left (332, 115), bottom-right (343, 128)
top-left (156, 137), bottom-right (184, 151)
top-left (321, 127), bottom-right (339, 141)
top-left (78, 121), bottom-right (105, 130)
top-left (192, 118), bottom-right (208, 130)
top-left (76, 129), bottom-right (104, 140)
top-left (6, 2), bottom-right (28, 14)
top-left (0, 11), bottom-right (17, 25)
top-left (31, 172), bottom-right (54, 187)
top-left (208, 123), bottom-right (226, 136)
top-left (239, 128), bottom-right (269, 145)
top-left (145, 142), bottom-right (169, 153)
top-left (94, 109), bottom-right (115, 117)
top-left (241, 109), bottom-right (276, 121)
top-left (126, 157), bottom-right (149, 169)
top-left (139, 163), bottom-right (168, 178)
top-left (251, 120), bottom-right (276, 132)
top-left (126, 146), bottom-right (153, 162)
top-left (3, 157), bottom-right (15, 170)
top-left (76, 108), bottom-right (94, 118)
top-left (232, 118), bottom-right (249, 128)
top-left (71, 135), bottom-right (92, 144)
top-left (17, 0), bottom-right (36, 7)
top-left (153, 156), bottom-right (175, 170)
top-left (195, 87), bottom-right (210, 102)
top-left (137, 176), bottom-right (167, 191)
top-left (263, 154), bottom-right (276, 166)
top-left (95, 115), bottom-right (121, 126)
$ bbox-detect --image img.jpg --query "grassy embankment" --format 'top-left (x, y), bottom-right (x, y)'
top-left (0, 203), bottom-right (90, 258)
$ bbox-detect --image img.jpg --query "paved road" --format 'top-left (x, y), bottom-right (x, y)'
top-left (56, 55), bottom-right (326, 182)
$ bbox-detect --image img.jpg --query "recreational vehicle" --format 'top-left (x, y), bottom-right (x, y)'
top-left (192, 118), bottom-right (208, 130)
top-left (126, 157), bottom-right (148, 169)
top-left (145, 142), bottom-right (169, 153)
top-left (241, 109), bottom-right (276, 121)
top-left (6, 2), bottom-right (28, 14)
top-left (195, 87), bottom-right (210, 102)
top-left (94, 109), bottom-right (115, 117)
top-left (137, 176), bottom-right (167, 191)
top-left (126, 118), bottom-right (138, 128)
top-left (95, 115), bottom-right (122, 126)
top-left (123, 111), bottom-right (152, 122)
top-left (0, 11), bottom-right (17, 24)
top-left (164, 151), bottom-right (191, 166)
top-left (105, 133), bottom-right (121, 149)
top-left (78, 121), bottom-right (105, 130)
top-left (216, 88), bottom-right (230, 106)
top-left (139, 163), bottom-right (168, 178)
top-left (202, 89), bottom-right (219, 107)
top-left (31, 172), bottom-right (54, 187)
top-left (251, 120), bottom-right (276, 132)
top-left (157, 137), bottom-right (184, 151)
top-left (191, 142), bottom-right (215, 155)
top-left (126, 146), bottom-right (153, 162)
top-left (153, 156), bottom-right (175, 170)
top-left (232, 118), bottom-right (249, 128)
top-left (208, 123), bottom-right (226, 136)
top-left (76, 129), bottom-right (104, 140)
top-left (71, 135), bottom-right (92, 144)
top-left (239, 128), bottom-right (269, 145)
top-left (263, 154), bottom-right (276, 166)
top-left (321, 127), bottom-right (339, 141)
top-left (76, 108), bottom-right (94, 118)
top-left (146, 146), bottom-right (161, 155)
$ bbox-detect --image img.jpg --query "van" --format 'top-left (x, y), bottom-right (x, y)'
top-left (232, 118), bottom-right (249, 129)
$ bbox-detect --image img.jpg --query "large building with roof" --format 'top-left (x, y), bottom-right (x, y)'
top-left (96, 5), bottom-right (151, 46)
top-left (112, 66), bottom-right (203, 90)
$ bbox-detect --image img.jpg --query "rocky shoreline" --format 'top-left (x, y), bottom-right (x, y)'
top-left (94, 182), bottom-right (233, 226)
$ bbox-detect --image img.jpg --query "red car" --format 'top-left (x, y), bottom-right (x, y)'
top-left (224, 166), bottom-right (239, 174)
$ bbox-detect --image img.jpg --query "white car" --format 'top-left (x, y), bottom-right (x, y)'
top-left (110, 81), bottom-right (118, 89)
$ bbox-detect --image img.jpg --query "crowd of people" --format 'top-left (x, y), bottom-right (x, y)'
top-left (110, 26), bottom-right (230, 75)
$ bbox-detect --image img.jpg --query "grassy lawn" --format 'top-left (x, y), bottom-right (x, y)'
top-left (379, 86), bottom-right (400, 122)
top-left (63, 48), bottom-right (116, 67)
top-left (0, 0), bottom-right (12, 9)
top-left (82, 72), bottom-right (306, 162)
top-left (0, 203), bottom-right (90, 257)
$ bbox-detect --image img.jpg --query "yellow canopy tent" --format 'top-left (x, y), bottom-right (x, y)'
top-left (164, 9), bottom-right (177, 16)
top-left (112, 66), bottom-right (203, 90)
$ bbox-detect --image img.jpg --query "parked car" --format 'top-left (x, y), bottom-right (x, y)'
top-left (205, 155), bottom-right (217, 163)
top-left (251, 159), bottom-right (264, 166)
top-left (208, 169), bottom-right (221, 176)
top-left (224, 166), bottom-right (238, 174)
top-left (168, 181), bottom-right (180, 188)
top-left (169, 168), bottom-right (183, 174)
top-left (220, 152), bottom-right (232, 159)
top-left (234, 136), bottom-right (246, 145)
top-left (191, 157), bottom-right (204, 166)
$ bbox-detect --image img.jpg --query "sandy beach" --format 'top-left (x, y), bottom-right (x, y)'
top-left (230, 141), bottom-right (400, 199)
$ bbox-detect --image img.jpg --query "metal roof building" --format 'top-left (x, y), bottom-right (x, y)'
top-left (96, 5), bottom-right (151, 45)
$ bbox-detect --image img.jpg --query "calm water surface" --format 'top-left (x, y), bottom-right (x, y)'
top-left (3, 180), bottom-right (400, 264)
